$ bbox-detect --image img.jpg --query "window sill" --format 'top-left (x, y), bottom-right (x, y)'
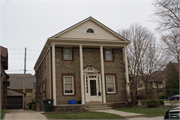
top-left (63, 94), bottom-right (75, 96)
top-left (104, 60), bottom-right (114, 62)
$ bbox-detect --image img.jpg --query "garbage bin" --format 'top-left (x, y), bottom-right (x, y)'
top-left (29, 102), bottom-right (32, 109)
top-left (43, 99), bottom-right (54, 112)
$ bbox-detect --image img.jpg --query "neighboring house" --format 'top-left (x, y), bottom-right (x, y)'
top-left (0, 46), bottom-right (10, 110)
top-left (137, 71), bottom-right (166, 99)
top-left (8, 74), bottom-right (36, 109)
top-left (32, 82), bottom-right (36, 103)
top-left (34, 17), bottom-right (130, 111)
top-left (7, 88), bottom-right (26, 109)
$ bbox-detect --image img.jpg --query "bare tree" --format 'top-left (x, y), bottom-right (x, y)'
top-left (161, 28), bottom-right (180, 62)
top-left (119, 23), bottom-right (156, 104)
top-left (153, 0), bottom-right (180, 31)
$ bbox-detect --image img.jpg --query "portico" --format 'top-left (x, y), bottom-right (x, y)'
top-left (49, 40), bottom-right (130, 105)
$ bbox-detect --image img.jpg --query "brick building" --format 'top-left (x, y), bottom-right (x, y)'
top-left (34, 17), bottom-right (130, 111)
top-left (1, 46), bottom-right (10, 109)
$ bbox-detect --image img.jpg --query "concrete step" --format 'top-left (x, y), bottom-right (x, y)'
top-left (86, 107), bottom-right (112, 111)
top-left (87, 105), bottom-right (108, 108)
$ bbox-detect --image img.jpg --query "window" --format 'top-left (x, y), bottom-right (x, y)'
top-left (158, 90), bottom-right (163, 93)
top-left (87, 28), bottom-right (94, 33)
top-left (106, 75), bottom-right (115, 93)
top-left (157, 81), bottom-right (162, 86)
top-left (63, 48), bottom-right (72, 60)
top-left (137, 83), bottom-right (143, 88)
top-left (43, 81), bottom-right (45, 92)
top-left (105, 49), bottom-right (112, 61)
top-left (63, 76), bottom-right (74, 95)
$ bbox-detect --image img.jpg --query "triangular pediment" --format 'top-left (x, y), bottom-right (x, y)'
top-left (51, 17), bottom-right (129, 42)
top-left (83, 66), bottom-right (100, 74)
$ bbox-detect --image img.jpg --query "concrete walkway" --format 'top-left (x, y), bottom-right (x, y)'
top-left (3, 109), bottom-right (47, 120)
top-left (127, 116), bottom-right (164, 120)
top-left (92, 109), bottom-right (164, 120)
top-left (92, 109), bottom-right (145, 119)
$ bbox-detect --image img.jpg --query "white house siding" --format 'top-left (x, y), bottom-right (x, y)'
top-left (57, 20), bottom-right (122, 41)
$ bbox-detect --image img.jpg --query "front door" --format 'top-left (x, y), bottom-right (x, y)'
top-left (85, 75), bottom-right (102, 102)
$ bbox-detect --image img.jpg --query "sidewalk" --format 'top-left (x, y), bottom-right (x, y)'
top-left (92, 109), bottom-right (164, 120)
top-left (92, 109), bottom-right (145, 119)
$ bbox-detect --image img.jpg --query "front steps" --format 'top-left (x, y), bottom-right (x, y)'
top-left (85, 102), bottom-right (112, 111)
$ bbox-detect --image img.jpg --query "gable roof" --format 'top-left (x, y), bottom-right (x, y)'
top-left (50, 16), bottom-right (129, 42)
top-left (8, 74), bottom-right (36, 89)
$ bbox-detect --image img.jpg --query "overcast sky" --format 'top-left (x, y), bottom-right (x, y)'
top-left (0, 0), bottom-right (157, 75)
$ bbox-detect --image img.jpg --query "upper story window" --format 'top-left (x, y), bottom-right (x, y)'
top-left (137, 83), bottom-right (143, 88)
top-left (63, 48), bottom-right (72, 60)
top-left (87, 28), bottom-right (94, 33)
top-left (105, 49), bottom-right (112, 61)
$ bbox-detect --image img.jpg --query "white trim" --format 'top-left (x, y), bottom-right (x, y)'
top-left (84, 74), bottom-right (102, 102)
top-left (52, 44), bottom-right (57, 105)
top-left (100, 46), bottom-right (106, 103)
top-left (49, 51), bottom-right (51, 99)
top-left (63, 76), bottom-right (74, 95)
top-left (80, 45), bottom-right (85, 104)
top-left (124, 46), bottom-right (130, 102)
top-left (51, 42), bottom-right (126, 47)
top-left (106, 75), bottom-right (116, 93)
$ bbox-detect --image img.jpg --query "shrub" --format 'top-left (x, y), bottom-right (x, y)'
top-left (135, 100), bottom-right (138, 105)
top-left (147, 99), bottom-right (158, 108)
top-left (159, 95), bottom-right (165, 99)
top-left (159, 100), bottom-right (164, 105)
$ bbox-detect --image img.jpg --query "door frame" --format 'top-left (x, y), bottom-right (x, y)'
top-left (84, 74), bottom-right (102, 102)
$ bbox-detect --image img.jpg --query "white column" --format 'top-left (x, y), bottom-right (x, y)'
top-left (80, 45), bottom-right (85, 104)
top-left (124, 46), bottom-right (130, 102)
top-left (52, 44), bottom-right (57, 105)
top-left (100, 46), bottom-right (106, 103)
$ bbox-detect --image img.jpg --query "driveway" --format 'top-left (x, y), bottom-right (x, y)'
top-left (3, 109), bottom-right (47, 120)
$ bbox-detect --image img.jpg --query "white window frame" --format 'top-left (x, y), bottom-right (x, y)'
top-left (63, 76), bottom-right (74, 95)
top-left (105, 49), bottom-right (112, 61)
top-left (63, 48), bottom-right (72, 60)
top-left (106, 75), bottom-right (116, 93)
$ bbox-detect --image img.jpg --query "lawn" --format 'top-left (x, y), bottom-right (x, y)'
top-left (1, 110), bottom-right (8, 119)
top-left (1, 113), bottom-right (5, 119)
top-left (164, 100), bottom-right (180, 103)
top-left (117, 107), bottom-right (173, 117)
top-left (45, 111), bottom-right (124, 119)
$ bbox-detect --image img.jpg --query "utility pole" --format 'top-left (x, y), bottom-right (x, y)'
top-left (23, 48), bottom-right (27, 93)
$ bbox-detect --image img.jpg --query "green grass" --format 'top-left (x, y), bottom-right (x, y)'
top-left (45, 111), bottom-right (124, 119)
top-left (1, 110), bottom-right (8, 113)
top-left (164, 100), bottom-right (180, 103)
top-left (117, 107), bottom-right (174, 117)
top-left (1, 110), bottom-right (8, 119)
top-left (1, 113), bottom-right (5, 119)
